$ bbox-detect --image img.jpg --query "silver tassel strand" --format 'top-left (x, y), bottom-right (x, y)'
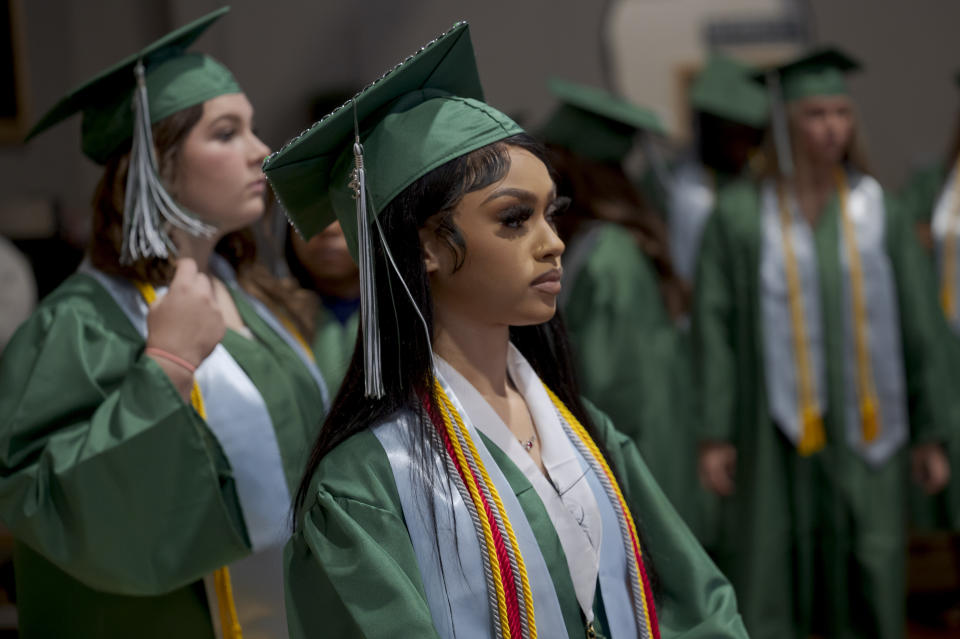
top-left (351, 103), bottom-right (384, 398)
top-left (766, 70), bottom-right (794, 179)
top-left (121, 59), bottom-right (215, 264)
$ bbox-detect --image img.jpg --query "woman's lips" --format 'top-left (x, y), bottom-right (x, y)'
top-left (531, 268), bottom-right (562, 295)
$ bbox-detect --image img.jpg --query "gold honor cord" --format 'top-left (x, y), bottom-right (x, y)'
top-left (835, 169), bottom-right (881, 443)
top-left (939, 156), bottom-right (960, 320)
top-left (134, 281), bottom-right (244, 639)
top-left (776, 182), bottom-right (826, 455)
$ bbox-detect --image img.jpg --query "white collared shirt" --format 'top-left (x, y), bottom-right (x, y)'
top-left (435, 345), bottom-right (602, 622)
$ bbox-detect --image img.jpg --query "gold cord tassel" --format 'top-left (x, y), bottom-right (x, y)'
top-left (939, 156), bottom-right (960, 321)
top-left (777, 182), bottom-right (826, 455)
top-left (836, 168), bottom-right (882, 444)
top-left (214, 566), bottom-right (243, 639)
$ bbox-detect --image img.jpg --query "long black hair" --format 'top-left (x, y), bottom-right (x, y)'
top-left (292, 135), bottom-right (657, 594)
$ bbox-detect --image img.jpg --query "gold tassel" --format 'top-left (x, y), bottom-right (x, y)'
top-left (836, 168), bottom-right (883, 445)
top-left (861, 396), bottom-right (879, 443)
top-left (214, 566), bottom-right (243, 639)
top-left (777, 181), bottom-right (826, 455)
top-left (798, 404), bottom-right (826, 456)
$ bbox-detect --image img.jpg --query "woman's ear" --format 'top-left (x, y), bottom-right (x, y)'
top-left (418, 226), bottom-right (441, 274)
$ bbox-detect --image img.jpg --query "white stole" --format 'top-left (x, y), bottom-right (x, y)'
top-left (667, 158), bottom-right (715, 284)
top-left (932, 161), bottom-right (960, 334)
top-left (759, 172), bottom-right (908, 465)
top-left (373, 347), bottom-right (640, 638)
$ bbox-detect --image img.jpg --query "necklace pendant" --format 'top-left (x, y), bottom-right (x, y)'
top-left (521, 435), bottom-right (536, 451)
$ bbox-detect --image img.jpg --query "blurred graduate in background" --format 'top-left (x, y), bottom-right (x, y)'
top-left (659, 54), bottom-right (769, 288)
top-left (692, 47), bottom-right (953, 638)
top-left (537, 79), bottom-right (705, 537)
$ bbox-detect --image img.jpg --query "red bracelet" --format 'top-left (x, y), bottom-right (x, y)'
top-left (145, 347), bottom-right (198, 374)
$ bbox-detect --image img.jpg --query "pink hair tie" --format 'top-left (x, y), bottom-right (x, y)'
top-left (145, 347), bottom-right (198, 374)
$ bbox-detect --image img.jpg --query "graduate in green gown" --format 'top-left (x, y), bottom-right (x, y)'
top-left (285, 221), bottom-right (360, 392)
top-left (536, 79), bottom-right (703, 537)
top-left (663, 54), bottom-right (769, 287)
top-left (899, 75), bottom-right (960, 531)
top-left (264, 22), bottom-right (747, 639)
top-left (0, 8), bottom-right (328, 638)
top-left (693, 47), bottom-right (953, 638)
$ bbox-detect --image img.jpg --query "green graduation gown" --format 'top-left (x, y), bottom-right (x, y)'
top-left (899, 162), bottom-right (960, 530)
top-left (562, 223), bottom-right (702, 539)
top-left (0, 271), bottom-right (327, 638)
top-left (692, 179), bottom-right (953, 638)
top-left (311, 307), bottom-right (359, 395)
top-left (285, 400), bottom-right (747, 639)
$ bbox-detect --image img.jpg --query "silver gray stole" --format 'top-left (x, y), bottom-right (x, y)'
top-left (79, 258), bottom-right (326, 638)
top-left (932, 161), bottom-right (960, 334)
top-left (760, 173), bottom-right (908, 465)
top-left (667, 157), bottom-right (715, 284)
top-left (372, 368), bottom-right (640, 638)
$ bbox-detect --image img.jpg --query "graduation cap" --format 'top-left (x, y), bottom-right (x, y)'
top-left (263, 22), bottom-right (522, 256)
top-left (537, 77), bottom-right (666, 164)
top-left (263, 21), bottom-right (524, 398)
top-left (761, 46), bottom-right (861, 176)
top-left (774, 46), bottom-right (861, 103)
top-left (26, 7), bottom-right (240, 263)
top-left (27, 6), bottom-right (238, 164)
top-left (689, 53), bottom-right (769, 128)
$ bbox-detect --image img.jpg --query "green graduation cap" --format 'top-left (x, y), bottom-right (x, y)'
top-left (263, 21), bottom-right (522, 256)
top-left (773, 46), bottom-right (861, 103)
top-left (537, 77), bottom-right (666, 164)
top-left (689, 53), bottom-right (769, 128)
top-left (26, 6), bottom-right (239, 164)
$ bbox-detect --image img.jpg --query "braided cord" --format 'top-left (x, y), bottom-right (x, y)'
top-left (543, 384), bottom-right (660, 639)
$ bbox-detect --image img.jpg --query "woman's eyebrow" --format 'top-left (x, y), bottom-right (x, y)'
top-left (481, 187), bottom-right (536, 205)
top-left (206, 113), bottom-right (243, 128)
top-left (481, 186), bottom-right (558, 206)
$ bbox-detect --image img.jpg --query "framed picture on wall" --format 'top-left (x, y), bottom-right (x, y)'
top-left (0, 0), bottom-right (28, 144)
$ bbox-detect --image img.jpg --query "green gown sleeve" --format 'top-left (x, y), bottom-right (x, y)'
top-left (690, 192), bottom-right (742, 443)
top-left (884, 196), bottom-right (958, 443)
top-left (586, 403), bottom-right (748, 638)
top-left (285, 429), bottom-right (438, 639)
top-left (0, 282), bottom-right (249, 596)
top-left (899, 163), bottom-right (946, 226)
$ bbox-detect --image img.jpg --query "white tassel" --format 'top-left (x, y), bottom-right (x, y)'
top-left (121, 60), bottom-right (215, 264)
top-left (350, 103), bottom-right (384, 398)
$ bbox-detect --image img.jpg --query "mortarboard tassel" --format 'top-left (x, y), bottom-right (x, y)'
top-left (766, 70), bottom-right (794, 179)
top-left (121, 59), bottom-right (215, 264)
top-left (350, 104), bottom-right (384, 398)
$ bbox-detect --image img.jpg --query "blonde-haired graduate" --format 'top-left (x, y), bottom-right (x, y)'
top-left (267, 22), bottom-right (748, 639)
top-left (692, 47), bottom-right (953, 638)
top-left (0, 8), bottom-right (328, 638)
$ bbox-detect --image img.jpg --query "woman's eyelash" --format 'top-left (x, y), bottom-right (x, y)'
top-left (499, 206), bottom-right (534, 228)
top-left (549, 196), bottom-right (572, 216)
